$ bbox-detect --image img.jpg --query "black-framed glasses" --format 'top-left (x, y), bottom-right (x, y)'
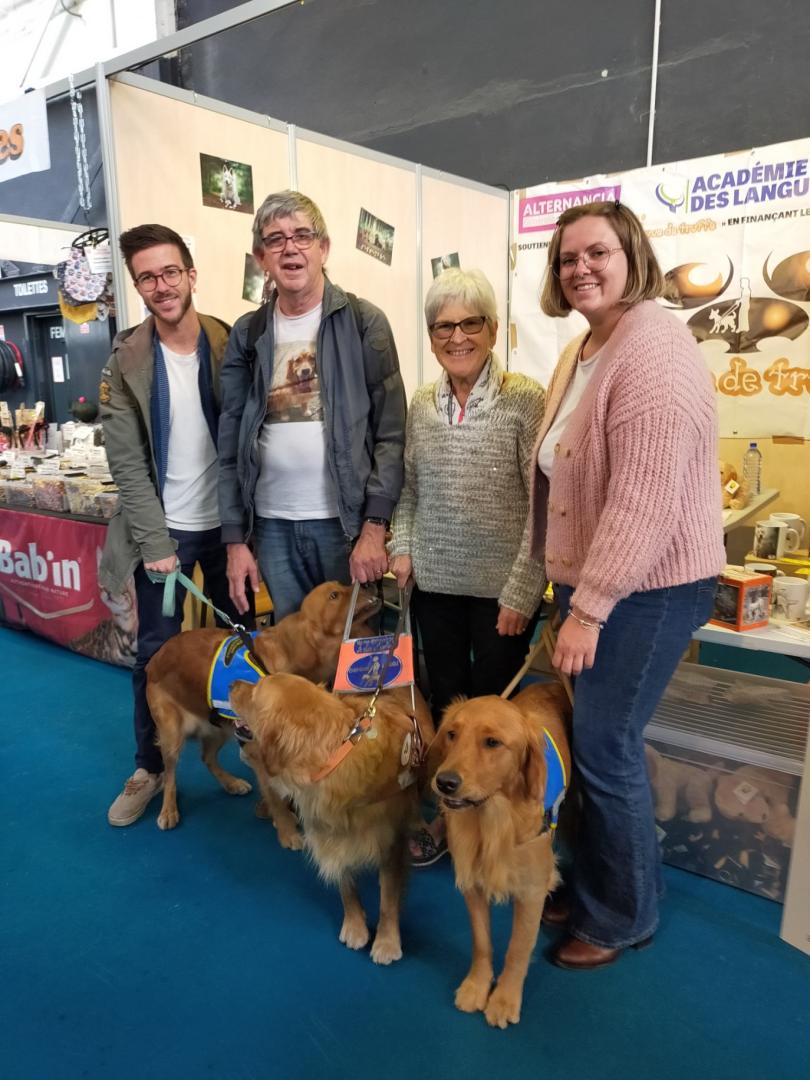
top-left (260, 228), bottom-right (318, 252)
top-left (554, 245), bottom-right (624, 279)
top-left (134, 266), bottom-right (188, 292)
top-left (428, 315), bottom-right (488, 340)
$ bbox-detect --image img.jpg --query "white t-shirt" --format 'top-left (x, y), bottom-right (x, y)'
top-left (160, 344), bottom-right (220, 531)
top-left (537, 345), bottom-right (603, 479)
top-left (254, 303), bottom-right (340, 520)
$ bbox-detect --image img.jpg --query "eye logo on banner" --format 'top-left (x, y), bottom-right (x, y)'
top-left (655, 181), bottom-right (688, 214)
top-left (0, 90), bottom-right (50, 184)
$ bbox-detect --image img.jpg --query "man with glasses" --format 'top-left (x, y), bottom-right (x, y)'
top-left (100, 223), bottom-right (248, 827)
top-left (219, 191), bottom-right (406, 620)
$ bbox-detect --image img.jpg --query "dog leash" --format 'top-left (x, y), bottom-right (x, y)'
top-left (145, 566), bottom-right (269, 676)
top-left (499, 614), bottom-right (574, 706)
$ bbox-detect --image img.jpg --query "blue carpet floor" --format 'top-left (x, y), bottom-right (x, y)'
top-left (3, 625), bottom-right (810, 1080)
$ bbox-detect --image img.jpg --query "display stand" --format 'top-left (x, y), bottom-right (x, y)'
top-left (722, 488), bottom-right (780, 534)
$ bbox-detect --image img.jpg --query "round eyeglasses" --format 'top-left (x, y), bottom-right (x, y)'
top-left (260, 228), bottom-right (318, 252)
top-left (134, 266), bottom-right (188, 292)
top-left (428, 316), bottom-right (488, 340)
top-left (554, 245), bottom-right (624, 279)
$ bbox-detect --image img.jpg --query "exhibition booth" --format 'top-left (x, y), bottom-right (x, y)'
top-left (1, 13), bottom-right (809, 959)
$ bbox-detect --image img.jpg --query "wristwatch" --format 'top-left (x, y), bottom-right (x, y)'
top-left (363, 516), bottom-right (390, 528)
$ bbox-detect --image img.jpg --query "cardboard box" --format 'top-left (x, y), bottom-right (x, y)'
top-left (710, 567), bottom-right (772, 631)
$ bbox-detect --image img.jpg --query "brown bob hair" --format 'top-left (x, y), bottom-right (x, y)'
top-left (540, 200), bottom-right (664, 317)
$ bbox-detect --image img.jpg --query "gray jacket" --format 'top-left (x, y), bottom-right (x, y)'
top-left (218, 278), bottom-right (406, 542)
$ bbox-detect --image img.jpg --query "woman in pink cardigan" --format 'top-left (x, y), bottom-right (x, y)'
top-left (530, 201), bottom-right (725, 970)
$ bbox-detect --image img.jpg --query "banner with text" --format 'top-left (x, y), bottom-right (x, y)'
top-left (510, 137), bottom-right (810, 438)
top-left (0, 90), bottom-right (50, 184)
top-left (0, 510), bottom-right (136, 667)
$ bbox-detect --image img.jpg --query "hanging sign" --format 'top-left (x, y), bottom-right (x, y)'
top-left (511, 137), bottom-right (810, 438)
top-left (0, 90), bottom-right (51, 184)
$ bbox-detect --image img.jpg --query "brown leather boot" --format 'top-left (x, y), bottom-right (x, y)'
top-left (551, 935), bottom-right (653, 970)
top-left (541, 893), bottom-right (572, 927)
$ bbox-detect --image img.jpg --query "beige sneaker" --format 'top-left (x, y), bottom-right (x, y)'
top-left (107, 768), bottom-right (164, 827)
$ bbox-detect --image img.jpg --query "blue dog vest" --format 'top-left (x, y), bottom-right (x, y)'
top-left (207, 633), bottom-right (265, 721)
top-left (542, 729), bottom-right (567, 830)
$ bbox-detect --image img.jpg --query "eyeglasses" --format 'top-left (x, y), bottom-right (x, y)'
top-left (260, 228), bottom-right (318, 252)
top-left (555, 245), bottom-right (624, 279)
top-left (134, 266), bottom-right (188, 292)
top-left (428, 316), bottom-right (488, 340)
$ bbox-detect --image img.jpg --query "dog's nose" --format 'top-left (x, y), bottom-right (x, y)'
top-left (436, 771), bottom-right (462, 795)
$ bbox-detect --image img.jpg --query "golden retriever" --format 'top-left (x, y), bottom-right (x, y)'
top-left (430, 682), bottom-right (571, 1028)
top-left (230, 673), bottom-right (435, 964)
top-left (145, 581), bottom-right (380, 831)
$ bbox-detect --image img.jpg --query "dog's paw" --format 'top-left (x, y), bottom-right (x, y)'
top-left (157, 807), bottom-right (180, 831)
top-left (455, 976), bottom-right (492, 1014)
top-left (370, 935), bottom-right (402, 965)
top-left (276, 828), bottom-right (304, 851)
top-left (484, 985), bottom-right (522, 1029)
top-left (339, 919), bottom-right (370, 951)
top-left (223, 776), bottom-right (252, 796)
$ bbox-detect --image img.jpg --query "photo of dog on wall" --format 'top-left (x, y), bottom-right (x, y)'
top-left (200, 153), bottom-right (254, 214)
top-left (242, 253), bottom-right (268, 305)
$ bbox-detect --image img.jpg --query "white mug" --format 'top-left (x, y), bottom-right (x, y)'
top-left (753, 519), bottom-right (800, 559)
top-left (772, 576), bottom-right (810, 621)
top-left (770, 513), bottom-right (807, 548)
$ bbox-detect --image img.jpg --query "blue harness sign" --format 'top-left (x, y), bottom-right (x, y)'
top-left (207, 633), bottom-right (265, 720)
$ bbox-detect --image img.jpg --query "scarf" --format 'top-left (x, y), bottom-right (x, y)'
top-left (434, 351), bottom-right (504, 426)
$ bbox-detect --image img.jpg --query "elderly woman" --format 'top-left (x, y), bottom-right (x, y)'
top-left (390, 268), bottom-right (545, 862)
top-left (531, 201), bottom-right (725, 967)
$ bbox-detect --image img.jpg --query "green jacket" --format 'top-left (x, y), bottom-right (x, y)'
top-left (98, 313), bottom-right (230, 593)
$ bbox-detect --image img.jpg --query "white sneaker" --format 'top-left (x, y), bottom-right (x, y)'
top-left (107, 768), bottom-right (164, 827)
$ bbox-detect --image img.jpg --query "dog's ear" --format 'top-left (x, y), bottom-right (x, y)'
top-left (229, 679), bottom-right (256, 719)
top-left (522, 729), bottom-right (547, 804)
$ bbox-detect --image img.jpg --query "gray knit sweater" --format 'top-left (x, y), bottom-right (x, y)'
top-left (390, 372), bottom-right (547, 617)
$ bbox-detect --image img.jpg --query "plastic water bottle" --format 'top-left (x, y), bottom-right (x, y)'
top-left (742, 441), bottom-right (762, 497)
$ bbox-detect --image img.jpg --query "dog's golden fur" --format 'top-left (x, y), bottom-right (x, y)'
top-left (230, 673), bottom-right (434, 964)
top-left (145, 581), bottom-right (379, 831)
top-left (430, 682), bottom-right (571, 1028)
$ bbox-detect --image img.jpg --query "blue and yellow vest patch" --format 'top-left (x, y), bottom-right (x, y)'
top-left (542, 728), bottom-right (567, 829)
top-left (207, 633), bottom-right (266, 721)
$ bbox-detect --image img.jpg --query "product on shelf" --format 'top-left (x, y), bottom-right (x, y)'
top-left (32, 475), bottom-right (68, 512)
top-left (94, 488), bottom-right (120, 519)
top-left (2, 478), bottom-right (35, 508)
top-left (64, 477), bottom-right (105, 516)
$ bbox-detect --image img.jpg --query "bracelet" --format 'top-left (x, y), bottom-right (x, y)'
top-left (569, 610), bottom-right (604, 632)
top-left (363, 516), bottom-right (390, 528)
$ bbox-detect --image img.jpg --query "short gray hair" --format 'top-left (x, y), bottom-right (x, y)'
top-left (252, 190), bottom-right (329, 252)
top-left (424, 268), bottom-right (498, 328)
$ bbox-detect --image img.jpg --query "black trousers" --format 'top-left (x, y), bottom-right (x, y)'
top-left (411, 588), bottom-right (537, 724)
top-left (132, 526), bottom-right (253, 773)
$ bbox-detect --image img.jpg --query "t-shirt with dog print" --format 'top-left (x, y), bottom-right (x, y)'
top-left (254, 303), bottom-right (340, 520)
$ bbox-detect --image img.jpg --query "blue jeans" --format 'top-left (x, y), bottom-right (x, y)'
top-left (253, 516), bottom-right (351, 621)
top-left (555, 577), bottom-right (717, 949)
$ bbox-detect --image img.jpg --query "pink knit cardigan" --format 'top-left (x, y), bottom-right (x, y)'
top-left (529, 300), bottom-right (726, 623)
